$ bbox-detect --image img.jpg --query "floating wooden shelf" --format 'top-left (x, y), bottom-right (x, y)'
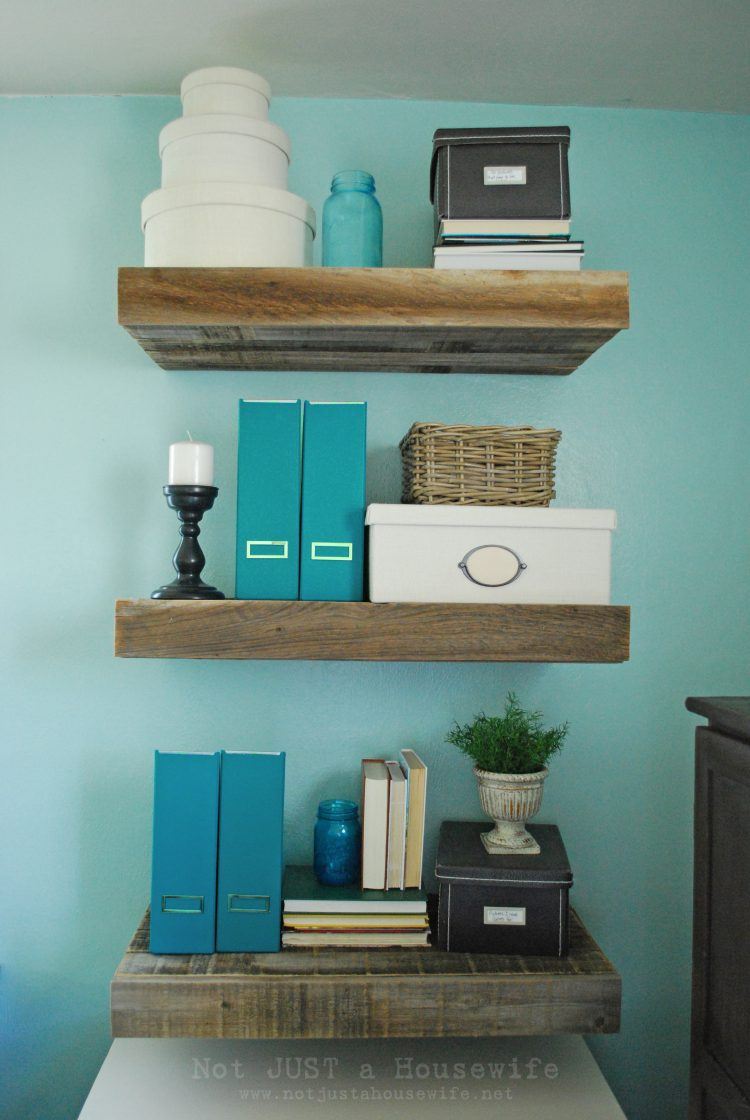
top-left (111, 909), bottom-right (621, 1039)
top-left (114, 599), bottom-right (630, 663)
top-left (118, 267), bottom-right (629, 375)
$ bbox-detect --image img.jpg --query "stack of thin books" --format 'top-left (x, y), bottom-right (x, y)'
top-left (282, 866), bottom-right (430, 948)
top-left (434, 217), bottom-right (583, 271)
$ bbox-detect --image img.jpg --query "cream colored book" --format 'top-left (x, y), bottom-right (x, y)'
top-left (361, 759), bottom-right (390, 889)
top-left (282, 930), bottom-right (430, 948)
top-left (284, 913), bottom-right (429, 930)
top-left (400, 749), bottom-right (428, 889)
top-left (385, 761), bottom-right (407, 889)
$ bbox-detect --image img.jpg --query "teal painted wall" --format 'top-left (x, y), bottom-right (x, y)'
top-left (1, 93), bottom-right (749, 1120)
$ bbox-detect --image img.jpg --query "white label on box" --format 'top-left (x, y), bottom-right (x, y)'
top-left (483, 165), bottom-right (526, 185)
top-left (484, 906), bottom-right (527, 925)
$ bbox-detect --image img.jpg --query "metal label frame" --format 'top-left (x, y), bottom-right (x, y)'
top-left (311, 542), bottom-right (353, 561)
top-left (458, 544), bottom-right (527, 588)
top-left (161, 894), bottom-right (205, 914)
top-left (246, 540), bottom-right (289, 560)
top-left (227, 894), bottom-right (271, 913)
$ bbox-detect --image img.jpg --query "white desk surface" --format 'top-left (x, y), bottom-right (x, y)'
top-left (79, 1036), bottom-right (626, 1119)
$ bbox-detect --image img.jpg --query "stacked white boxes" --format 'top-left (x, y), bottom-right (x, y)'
top-left (142, 67), bottom-right (315, 266)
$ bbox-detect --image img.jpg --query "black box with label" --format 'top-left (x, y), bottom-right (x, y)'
top-left (430, 126), bottom-right (571, 227)
top-left (435, 820), bottom-right (572, 957)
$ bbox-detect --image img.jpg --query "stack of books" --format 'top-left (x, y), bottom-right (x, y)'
top-left (282, 865), bottom-right (429, 948)
top-left (434, 217), bottom-right (583, 271)
top-left (430, 126), bottom-right (579, 271)
top-left (361, 749), bottom-right (427, 890)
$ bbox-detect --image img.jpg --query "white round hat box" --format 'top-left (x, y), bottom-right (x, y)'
top-left (181, 67), bottom-right (271, 119)
top-left (159, 116), bottom-right (291, 189)
top-left (141, 183), bottom-right (316, 267)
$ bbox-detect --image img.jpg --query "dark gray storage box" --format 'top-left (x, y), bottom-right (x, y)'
top-left (435, 820), bottom-right (572, 957)
top-left (430, 126), bottom-right (571, 227)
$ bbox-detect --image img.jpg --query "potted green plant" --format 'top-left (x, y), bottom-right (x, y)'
top-left (446, 693), bottom-right (568, 855)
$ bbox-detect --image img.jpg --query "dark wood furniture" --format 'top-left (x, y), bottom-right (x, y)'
top-left (110, 908), bottom-right (620, 1039)
top-left (686, 697), bottom-right (750, 1119)
top-left (118, 267), bottom-right (630, 375)
top-left (114, 599), bottom-right (631, 663)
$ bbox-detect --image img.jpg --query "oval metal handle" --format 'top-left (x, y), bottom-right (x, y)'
top-left (458, 544), bottom-right (527, 588)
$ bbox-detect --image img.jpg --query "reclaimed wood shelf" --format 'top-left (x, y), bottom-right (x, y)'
top-left (118, 267), bottom-right (629, 375)
top-left (111, 909), bottom-right (621, 1039)
top-left (114, 599), bottom-right (630, 663)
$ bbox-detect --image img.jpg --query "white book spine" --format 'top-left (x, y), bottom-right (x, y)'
top-left (361, 761), bottom-right (390, 890)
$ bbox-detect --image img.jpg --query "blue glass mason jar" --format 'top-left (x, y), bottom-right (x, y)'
top-left (322, 170), bottom-right (382, 267)
top-left (314, 799), bottom-right (362, 885)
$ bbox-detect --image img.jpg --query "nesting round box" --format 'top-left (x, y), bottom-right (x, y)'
top-left (141, 182), bottom-right (316, 267)
top-left (181, 67), bottom-right (270, 119)
top-left (159, 115), bottom-right (291, 189)
top-left (142, 66), bottom-right (315, 266)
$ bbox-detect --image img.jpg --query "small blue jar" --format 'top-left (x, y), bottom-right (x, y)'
top-left (314, 799), bottom-right (361, 886)
top-left (322, 170), bottom-right (383, 267)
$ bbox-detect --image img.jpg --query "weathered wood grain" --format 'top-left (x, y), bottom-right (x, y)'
top-left (118, 268), bottom-right (629, 375)
top-left (141, 344), bottom-right (608, 375)
top-left (114, 600), bottom-right (631, 663)
top-left (111, 909), bottom-right (621, 1039)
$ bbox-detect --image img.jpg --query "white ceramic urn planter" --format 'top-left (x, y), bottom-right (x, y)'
top-left (474, 767), bottom-right (548, 855)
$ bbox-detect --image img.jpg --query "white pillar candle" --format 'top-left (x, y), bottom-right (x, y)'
top-left (168, 440), bottom-right (214, 486)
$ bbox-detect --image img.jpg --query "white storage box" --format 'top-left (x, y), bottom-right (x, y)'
top-left (141, 182), bottom-right (315, 267)
top-left (159, 115), bottom-right (290, 189)
top-left (181, 67), bottom-right (270, 119)
top-left (366, 505), bottom-right (616, 604)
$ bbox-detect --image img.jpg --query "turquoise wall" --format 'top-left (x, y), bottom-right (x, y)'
top-left (2, 93), bottom-right (749, 1120)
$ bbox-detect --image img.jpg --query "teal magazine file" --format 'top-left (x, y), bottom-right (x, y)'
top-left (299, 401), bottom-right (367, 601)
top-left (236, 399), bottom-right (302, 600)
top-left (150, 751), bottom-right (221, 955)
top-left (216, 751), bottom-right (286, 952)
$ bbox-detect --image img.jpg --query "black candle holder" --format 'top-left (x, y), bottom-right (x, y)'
top-left (151, 485), bottom-right (225, 600)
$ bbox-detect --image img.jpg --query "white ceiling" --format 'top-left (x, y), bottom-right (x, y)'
top-left (2, 0), bottom-right (749, 113)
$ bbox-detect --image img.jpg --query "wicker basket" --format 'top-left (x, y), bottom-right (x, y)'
top-left (400, 422), bottom-right (562, 506)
